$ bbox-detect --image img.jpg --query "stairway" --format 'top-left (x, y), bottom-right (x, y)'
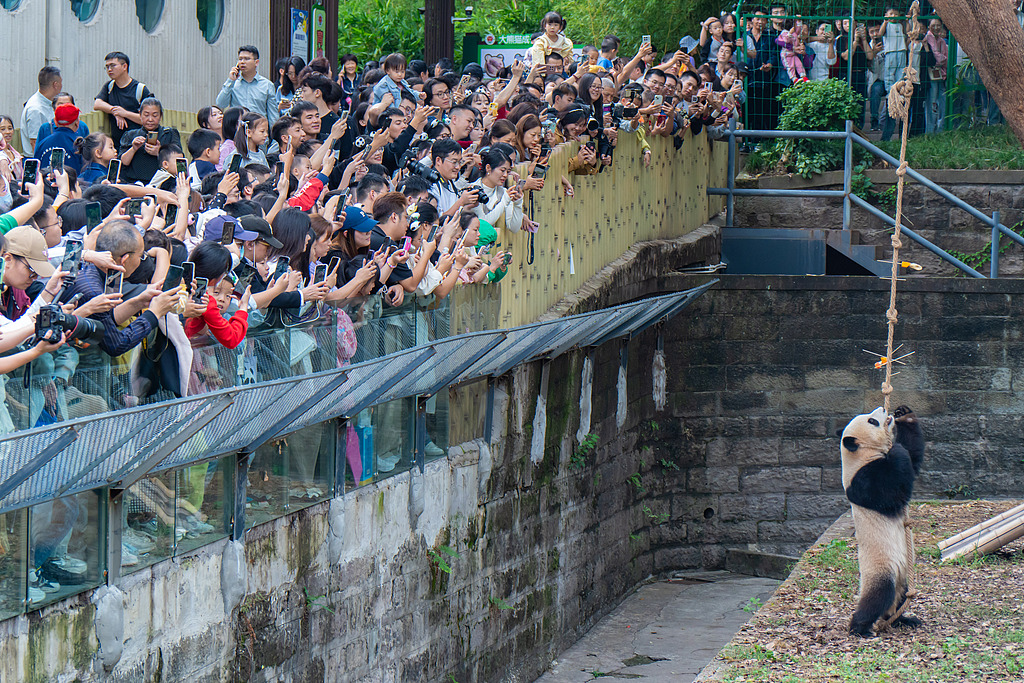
top-left (721, 227), bottom-right (888, 277)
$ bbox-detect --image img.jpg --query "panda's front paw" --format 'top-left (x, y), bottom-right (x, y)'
top-left (893, 405), bottom-right (917, 423)
top-left (849, 620), bottom-right (876, 638)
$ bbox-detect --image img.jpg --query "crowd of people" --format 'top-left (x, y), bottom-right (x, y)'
top-left (0, 13), bottom-right (750, 426)
top-left (737, 4), bottom-right (949, 140)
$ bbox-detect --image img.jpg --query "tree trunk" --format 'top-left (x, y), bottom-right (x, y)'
top-left (930, 0), bottom-right (1024, 146)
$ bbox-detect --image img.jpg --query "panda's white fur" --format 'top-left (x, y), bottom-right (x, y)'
top-left (839, 406), bottom-right (924, 637)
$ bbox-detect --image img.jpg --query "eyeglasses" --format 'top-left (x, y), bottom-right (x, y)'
top-left (438, 133), bottom-right (453, 140)
top-left (433, 89), bottom-right (451, 98)
top-left (37, 216), bottom-right (62, 232)
top-left (15, 256), bottom-right (37, 277)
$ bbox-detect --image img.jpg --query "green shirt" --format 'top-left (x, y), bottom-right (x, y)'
top-left (0, 214), bottom-right (17, 234)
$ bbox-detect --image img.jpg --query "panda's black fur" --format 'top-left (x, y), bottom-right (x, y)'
top-left (838, 405), bottom-right (925, 637)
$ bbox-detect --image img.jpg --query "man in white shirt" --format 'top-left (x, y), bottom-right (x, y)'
top-left (20, 66), bottom-right (63, 155)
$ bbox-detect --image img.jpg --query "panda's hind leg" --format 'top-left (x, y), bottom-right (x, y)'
top-left (850, 572), bottom-right (896, 638)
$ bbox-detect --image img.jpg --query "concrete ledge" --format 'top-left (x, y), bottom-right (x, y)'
top-left (725, 549), bottom-right (799, 580)
top-left (662, 272), bottom-right (1024, 295)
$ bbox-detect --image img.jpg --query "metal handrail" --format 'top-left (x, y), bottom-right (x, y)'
top-left (711, 119), bottom-right (1018, 278)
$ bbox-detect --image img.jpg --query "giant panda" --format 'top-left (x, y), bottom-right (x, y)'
top-left (838, 404), bottom-right (925, 637)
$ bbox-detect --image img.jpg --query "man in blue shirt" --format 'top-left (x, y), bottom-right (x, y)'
top-left (216, 45), bottom-right (279, 125)
top-left (34, 104), bottom-right (85, 173)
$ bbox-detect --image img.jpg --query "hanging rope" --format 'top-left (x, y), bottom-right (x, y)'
top-left (880, 0), bottom-right (921, 415)
top-left (875, 2), bottom-right (922, 632)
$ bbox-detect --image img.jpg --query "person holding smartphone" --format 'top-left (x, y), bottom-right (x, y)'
top-left (182, 241), bottom-right (250, 349)
top-left (32, 104), bottom-right (85, 174)
top-left (118, 98), bottom-right (181, 184)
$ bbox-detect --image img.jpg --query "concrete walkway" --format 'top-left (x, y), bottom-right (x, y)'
top-left (534, 572), bottom-right (779, 682)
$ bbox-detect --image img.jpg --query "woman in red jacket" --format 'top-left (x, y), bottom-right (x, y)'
top-left (184, 241), bottom-right (250, 349)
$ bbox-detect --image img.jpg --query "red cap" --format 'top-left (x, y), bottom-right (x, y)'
top-left (54, 104), bottom-right (80, 126)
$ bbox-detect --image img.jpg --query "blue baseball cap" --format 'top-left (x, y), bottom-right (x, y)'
top-left (343, 206), bottom-right (378, 233)
top-left (203, 215), bottom-right (260, 244)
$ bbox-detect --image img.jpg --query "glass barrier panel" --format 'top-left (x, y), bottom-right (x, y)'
top-left (122, 470), bottom-right (177, 572)
top-left (245, 441), bottom-right (287, 531)
top-left (284, 422), bottom-right (335, 512)
top-left (0, 509), bottom-right (27, 619)
top-left (372, 397), bottom-right (415, 480)
top-left (174, 456), bottom-right (232, 556)
top-left (28, 490), bottom-right (105, 608)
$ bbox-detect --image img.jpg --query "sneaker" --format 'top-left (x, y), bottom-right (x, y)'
top-left (29, 569), bottom-right (60, 594)
top-left (39, 559), bottom-right (86, 585)
top-left (50, 554), bottom-right (87, 575)
top-left (121, 546), bottom-right (139, 567)
top-left (28, 586), bottom-right (46, 603)
top-left (377, 453), bottom-right (402, 473)
top-left (424, 441), bottom-right (444, 457)
top-left (124, 528), bottom-right (155, 554)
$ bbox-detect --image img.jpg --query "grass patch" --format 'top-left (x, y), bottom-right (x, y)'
top-left (715, 500), bottom-right (1024, 683)
top-left (876, 125), bottom-right (1024, 170)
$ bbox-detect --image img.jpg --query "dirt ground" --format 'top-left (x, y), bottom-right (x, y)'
top-left (709, 500), bottom-right (1024, 682)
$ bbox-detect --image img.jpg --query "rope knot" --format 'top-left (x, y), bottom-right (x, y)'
top-left (887, 308), bottom-right (898, 324)
top-left (891, 234), bottom-right (902, 249)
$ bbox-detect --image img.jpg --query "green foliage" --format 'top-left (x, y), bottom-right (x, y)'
top-left (942, 483), bottom-right (976, 500)
top-left (488, 595), bottom-right (513, 610)
top-left (303, 588), bottom-right (335, 614)
top-left (337, 0), bottom-right (729, 66)
top-left (570, 432), bottom-right (599, 469)
top-left (752, 79), bottom-right (864, 178)
top-left (877, 125), bottom-right (1024, 170)
top-left (947, 218), bottom-right (1024, 275)
top-left (427, 544), bottom-right (460, 574)
top-left (658, 458), bottom-right (679, 471)
top-left (642, 503), bottom-right (669, 525)
top-left (743, 596), bottom-right (763, 613)
top-left (627, 472), bottom-right (644, 494)
top-left (338, 0), bottom-right (425, 62)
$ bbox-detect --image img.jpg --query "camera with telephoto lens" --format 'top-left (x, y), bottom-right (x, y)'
top-left (35, 304), bottom-right (103, 347)
top-left (398, 150), bottom-right (442, 183)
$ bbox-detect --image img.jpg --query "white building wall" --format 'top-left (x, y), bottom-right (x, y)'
top-left (0, 0), bottom-right (270, 127)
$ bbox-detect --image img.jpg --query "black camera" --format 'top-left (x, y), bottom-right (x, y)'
top-left (611, 103), bottom-right (638, 121)
top-left (35, 304), bottom-right (103, 347)
top-left (399, 152), bottom-right (442, 183)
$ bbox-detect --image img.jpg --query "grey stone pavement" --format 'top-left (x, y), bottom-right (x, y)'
top-left (534, 572), bottom-right (780, 682)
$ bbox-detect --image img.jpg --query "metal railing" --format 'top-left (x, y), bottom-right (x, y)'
top-left (709, 119), bottom-right (1024, 278)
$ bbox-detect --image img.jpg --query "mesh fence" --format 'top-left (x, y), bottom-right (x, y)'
top-left (729, 1), bottom-right (988, 142)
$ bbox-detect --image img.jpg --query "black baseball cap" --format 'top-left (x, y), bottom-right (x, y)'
top-left (238, 215), bottom-right (283, 249)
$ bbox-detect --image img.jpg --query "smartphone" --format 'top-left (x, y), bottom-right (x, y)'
top-left (85, 201), bottom-right (102, 231)
top-left (275, 161), bottom-right (284, 176)
top-left (176, 159), bottom-right (187, 176)
top-left (182, 261), bottom-right (195, 287)
top-left (127, 198), bottom-right (143, 217)
top-left (50, 148), bottom-right (65, 174)
top-left (532, 163), bottom-right (548, 179)
top-left (642, 34), bottom-right (651, 45)
top-left (228, 153), bottom-right (242, 174)
top-left (106, 159), bottom-right (121, 184)
top-left (327, 256), bottom-right (341, 276)
top-left (652, 95), bottom-right (664, 107)
top-left (457, 74), bottom-right (470, 92)
top-left (656, 113), bottom-right (668, 127)
top-left (502, 251), bottom-right (512, 266)
top-left (162, 264), bottom-right (184, 292)
top-left (104, 271), bottom-right (123, 296)
top-left (401, 236), bottom-right (412, 253)
top-left (426, 223), bottom-right (440, 243)
top-left (221, 218), bottom-right (236, 245)
top-left (233, 269), bottom-right (254, 296)
top-left (273, 256), bottom-right (290, 281)
top-left (192, 277), bottom-right (208, 302)
top-left (164, 204), bottom-right (178, 225)
top-left (62, 240), bottom-right (84, 278)
top-left (21, 158), bottom-right (39, 193)
top-left (313, 263), bottom-right (328, 283)
top-left (147, 130), bottom-right (158, 144)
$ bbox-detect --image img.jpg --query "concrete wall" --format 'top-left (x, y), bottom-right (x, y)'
top-left (734, 170), bottom-right (1024, 276)
top-left (0, 0), bottom-right (270, 131)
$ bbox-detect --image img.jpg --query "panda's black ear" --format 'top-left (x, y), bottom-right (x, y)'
top-left (842, 436), bottom-right (859, 452)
